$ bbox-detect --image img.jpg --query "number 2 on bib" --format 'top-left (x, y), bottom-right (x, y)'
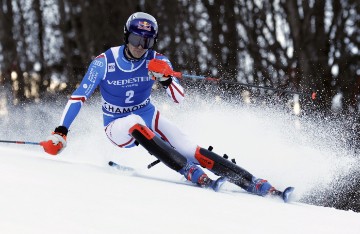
top-left (125, 90), bottom-right (135, 103)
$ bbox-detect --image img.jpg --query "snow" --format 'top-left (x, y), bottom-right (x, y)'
top-left (0, 95), bottom-right (359, 233)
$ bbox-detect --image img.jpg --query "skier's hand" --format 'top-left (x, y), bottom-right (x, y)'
top-left (148, 59), bottom-right (173, 76)
top-left (40, 126), bottom-right (68, 155)
top-left (148, 59), bottom-right (173, 87)
top-left (148, 71), bottom-right (170, 82)
top-left (149, 70), bottom-right (172, 88)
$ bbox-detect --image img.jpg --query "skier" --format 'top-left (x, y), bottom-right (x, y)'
top-left (41, 12), bottom-right (293, 200)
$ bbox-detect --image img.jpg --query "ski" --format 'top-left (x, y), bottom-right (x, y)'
top-left (271, 186), bottom-right (295, 202)
top-left (108, 160), bottom-right (294, 203)
top-left (108, 161), bottom-right (135, 172)
top-left (108, 160), bottom-right (197, 187)
top-left (211, 177), bottom-right (227, 192)
top-left (109, 160), bottom-right (226, 191)
top-left (273, 187), bottom-right (294, 202)
top-left (281, 187), bottom-right (295, 203)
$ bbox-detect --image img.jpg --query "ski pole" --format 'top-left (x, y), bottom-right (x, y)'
top-left (0, 140), bottom-right (40, 145)
top-left (175, 73), bottom-right (316, 99)
top-left (148, 59), bottom-right (316, 100)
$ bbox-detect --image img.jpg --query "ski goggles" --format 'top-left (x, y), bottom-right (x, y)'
top-left (128, 33), bottom-right (155, 49)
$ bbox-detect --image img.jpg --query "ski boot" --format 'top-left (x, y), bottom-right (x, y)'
top-left (246, 177), bottom-right (275, 196)
top-left (246, 177), bottom-right (294, 202)
top-left (179, 163), bottom-right (226, 192)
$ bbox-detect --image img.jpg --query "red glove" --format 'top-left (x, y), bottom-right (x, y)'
top-left (148, 59), bottom-right (177, 87)
top-left (40, 126), bottom-right (68, 155)
top-left (148, 59), bottom-right (174, 77)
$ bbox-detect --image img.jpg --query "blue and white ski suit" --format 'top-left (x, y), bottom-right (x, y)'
top-left (59, 45), bottom-right (198, 160)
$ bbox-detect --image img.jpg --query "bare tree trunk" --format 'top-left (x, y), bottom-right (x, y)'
top-left (0, 0), bottom-right (26, 104)
top-left (202, 0), bottom-right (238, 80)
top-left (33, 0), bottom-right (47, 97)
top-left (222, 0), bottom-right (238, 81)
top-left (282, 0), bottom-right (334, 112)
top-left (58, 0), bottom-right (72, 90)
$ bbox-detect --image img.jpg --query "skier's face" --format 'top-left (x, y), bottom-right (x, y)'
top-left (128, 33), bottom-right (155, 49)
top-left (127, 42), bottom-right (147, 59)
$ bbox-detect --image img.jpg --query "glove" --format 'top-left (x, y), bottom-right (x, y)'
top-left (148, 59), bottom-right (173, 87)
top-left (148, 70), bottom-right (172, 87)
top-left (148, 70), bottom-right (169, 81)
top-left (40, 126), bottom-right (68, 155)
top-left (148, 59), bottom-right (173, 76)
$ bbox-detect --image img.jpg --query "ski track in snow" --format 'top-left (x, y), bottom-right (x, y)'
top-left (0, 94), bottom-right (359, 233)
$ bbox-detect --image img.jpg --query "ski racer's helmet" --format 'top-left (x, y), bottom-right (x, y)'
top-left (124, 12), bottom-right (158, 49)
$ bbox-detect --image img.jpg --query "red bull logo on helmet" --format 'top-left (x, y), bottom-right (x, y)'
top-left (138, 21), bottom-right (152, 31)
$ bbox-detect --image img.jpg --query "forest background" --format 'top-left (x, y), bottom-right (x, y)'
top-left (0, 0), bottom-right (359, 211)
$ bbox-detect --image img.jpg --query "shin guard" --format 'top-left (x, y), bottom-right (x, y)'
top-left (129, 124), bottom-right (187, 171)
top-left (195, 146), bottom-right (254, 189)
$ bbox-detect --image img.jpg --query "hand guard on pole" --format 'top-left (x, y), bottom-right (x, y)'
top-left (40, 126), bottom-right (68, 155)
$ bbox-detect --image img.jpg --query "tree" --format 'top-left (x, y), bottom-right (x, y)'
top-left (32, 0), bottom-right (46, 96)
top-left (0, 0), bottom-right (26, 104)
top-left (281, 0), bottom-right (359, 113)
top-left (0, 0), bottom-right (359, 112)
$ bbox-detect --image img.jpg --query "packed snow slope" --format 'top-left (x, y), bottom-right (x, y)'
top-left (0, 93), bottom-right (359, 233)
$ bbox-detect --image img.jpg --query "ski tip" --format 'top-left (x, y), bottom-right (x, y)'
top-left (282, 187), bottom-right (295, 203)
top-left (108, 161), bottom-right (135, 172)
top-left (212, 177), bottom-right (227, 192)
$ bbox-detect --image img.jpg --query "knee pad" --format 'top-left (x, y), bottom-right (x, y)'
top-left (129, 123), bottom-right (187, 171)
top-left (194, 146), bottom-right (254, 189)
